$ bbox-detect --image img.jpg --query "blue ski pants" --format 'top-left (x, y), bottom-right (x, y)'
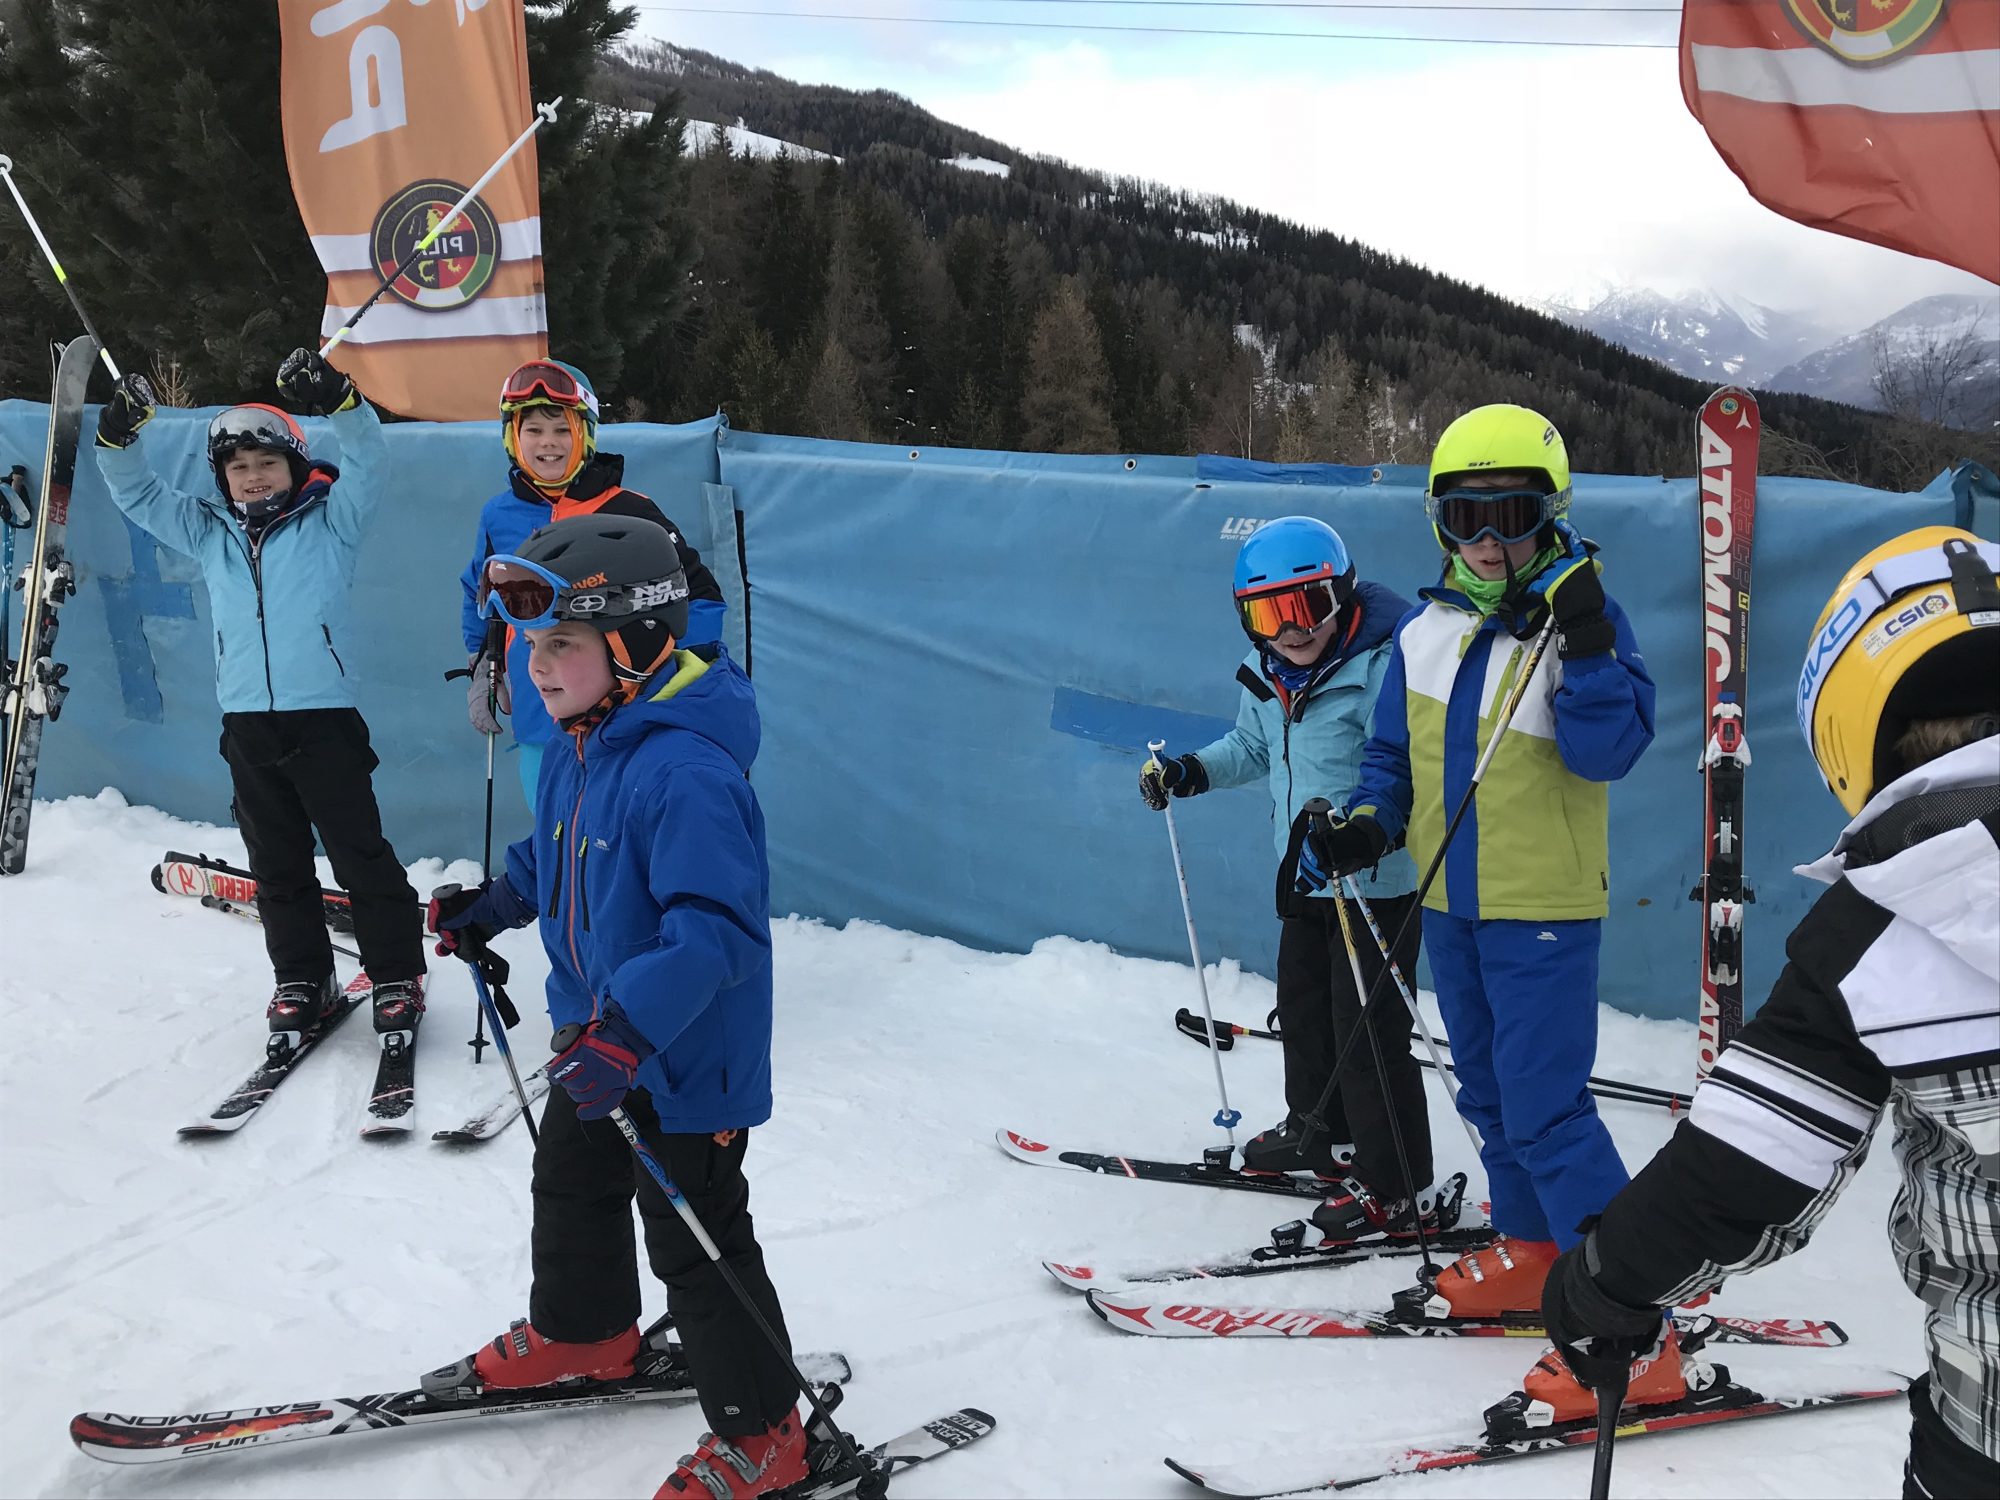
top-left (1423, 911), bottom-right (1629, 1249)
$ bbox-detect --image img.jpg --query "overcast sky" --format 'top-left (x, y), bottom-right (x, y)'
top-left (627, 0), bottom-right (1997, 333)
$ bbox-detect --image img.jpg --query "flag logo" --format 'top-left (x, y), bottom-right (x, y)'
top-left (1782, 0), bottom-right (1947, 64)
top-left (369, 180), bottom-right (502, 311)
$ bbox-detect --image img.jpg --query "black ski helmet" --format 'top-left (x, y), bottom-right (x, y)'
top-left (504, 514), bottom-right (690, 702)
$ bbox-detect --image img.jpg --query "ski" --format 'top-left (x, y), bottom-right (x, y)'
top-left (1086, 1290), bottom-right (1847, 1347)
top-left (792, 1407), bottom-right (996, 1499)
top-left (178, 972), bottom-right (373, 1136)
top-left (1, 335), bottom-right (98, 875)
top-left (1043, 1227), bottom-right (1498, 1294)
top-left (433, 1068), bottom-right (550, 1144)
top-left (997, 1129), bottom-right (1329, 1200)
top-left (1173, 1008), bottom-right (1691, 1114)
top-left (154, 850), bottom-right (358, 933)
top-left (71, 1340), bottom-right (856, 1466)
top-left (1163, 1379), bottom-right (1901, 1495)
top-left (1691, 385), bottom-right (1758, 1082)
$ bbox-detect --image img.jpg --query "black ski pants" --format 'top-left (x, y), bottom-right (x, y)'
top-left (529, 1084), bottom-right (797, 1438)
top-left (221, 709), bottom-right (423, 985)
top-left (1903, 1376), bottom-right (2000, 1499)
top-left (1274, 890), bottom-right (1432, 1197)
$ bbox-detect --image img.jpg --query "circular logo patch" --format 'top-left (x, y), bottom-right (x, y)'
top-left (369, 179), bottom-right (501, 311)
top-left (1783, 0), bottom-right (1946, 65)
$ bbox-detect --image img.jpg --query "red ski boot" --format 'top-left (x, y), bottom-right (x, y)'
top-left (420, 1317), bottom-right (640, 1395)
top-left (656, 1409), bottom-right (809, 1500)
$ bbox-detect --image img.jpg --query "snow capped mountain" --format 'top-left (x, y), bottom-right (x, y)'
top-left (1765, 293), bottom-right (2000, 425)
top-left (1537, 284), bottom-right (1834, 388)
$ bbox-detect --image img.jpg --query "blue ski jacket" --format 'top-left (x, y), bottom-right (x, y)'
top-left (97, 403), bottom-right (385, 714)
top-left (503, 645), bottom-right (773, 1133)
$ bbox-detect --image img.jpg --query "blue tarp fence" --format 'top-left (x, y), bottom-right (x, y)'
top-left (2, 394), bottom-right (1993, 1022)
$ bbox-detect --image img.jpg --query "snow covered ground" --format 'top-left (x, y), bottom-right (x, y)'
top-left (2, 794), bottom-right (1921, 1500)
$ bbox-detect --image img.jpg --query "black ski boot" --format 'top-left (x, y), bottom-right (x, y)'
top-left (1240, 1115), bottom-right (1356, 1179)
top-left (1309, 1171), bottom-right (1463, 1247)
top-left (371, 977), bottom-right (426, 1049)
top-left (266, 975), bottom-right (338, 1059)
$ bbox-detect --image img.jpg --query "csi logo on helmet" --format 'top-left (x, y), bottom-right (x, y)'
top-left (1861, 590), bottom-right (1951, 657)
top-left (369, 180), bottom-right (501, 311)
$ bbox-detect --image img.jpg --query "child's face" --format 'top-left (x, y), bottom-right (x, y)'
top-left (1450, 469), bottom-right (1544, 580)
top-left (525, 622), bottom-right (614, 719)
top-left (515, 408), bottom-right (575, 485)
top-left (224, 449), bottom-right (292, 507)
top-left (1266, 611), bottom-right (1339, 666)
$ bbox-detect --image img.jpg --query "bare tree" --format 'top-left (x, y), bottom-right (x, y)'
top-left (1871, 322), bottom-right (1985, 428)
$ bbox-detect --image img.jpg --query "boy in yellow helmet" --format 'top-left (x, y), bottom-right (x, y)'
top-left (1307, 404), bottom-right (1657, 1361)
top-left (1542, 529), bottom-right (1999, 1492)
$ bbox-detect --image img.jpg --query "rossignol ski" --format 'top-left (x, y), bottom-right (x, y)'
top-left (996, 1128), bottom-right (1328, 1199)
top-left (153, 850), bottom-right (359, 932)
top-left (179, 972), bottom-right (373, 1136)
top-left (1, 335), bottom-right (99, 874)
top-left (1690, 386), bottom-right (1758, 1081)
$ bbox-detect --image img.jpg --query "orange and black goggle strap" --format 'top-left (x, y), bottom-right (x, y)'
top-left (1235, 566), bottom-right (1343, 640)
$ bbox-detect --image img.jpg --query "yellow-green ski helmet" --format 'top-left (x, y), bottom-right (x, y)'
top-left (1424, 404), bottom-right (1572, 552)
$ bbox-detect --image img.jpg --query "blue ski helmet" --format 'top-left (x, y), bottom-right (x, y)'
top-left (1232, 517), bottom-right (1356, 643)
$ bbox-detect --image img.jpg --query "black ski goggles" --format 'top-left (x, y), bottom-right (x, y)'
top-left (1428, 487), bottom-right (1553, 546)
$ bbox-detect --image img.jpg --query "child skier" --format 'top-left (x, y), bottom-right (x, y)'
top-left (458, 359), bottom-right (725, 804)
top-left (1308, 403), bottom-right (1655, 1336)
top-left (1141, 516), bottom-right (1442, 1239)
top-left (427, 514), bottom-right (802, 1499)
top-left (1542, 528), bottom-right (1998, 1491)
top-left (94, 353), bottom-right (426, 1046)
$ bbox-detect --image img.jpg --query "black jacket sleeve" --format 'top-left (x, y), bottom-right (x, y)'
top-left (1588, 879), bottom-right (1896, 1309)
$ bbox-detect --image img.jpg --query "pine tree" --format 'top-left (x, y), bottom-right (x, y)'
top-left (747, 152), bottom-right (826, 357)
top-left (798, 335), bottom-right (871, 441)
top-left (1019, 278), bottom-right (1118, 454)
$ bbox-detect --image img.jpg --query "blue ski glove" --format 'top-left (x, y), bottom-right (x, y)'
top-left (1296, 812), bottom-right (1387, 893)
top-left (548, 1005), bottom-right (655, 1121)
top-left (427, 876), bottom-right (535, 959)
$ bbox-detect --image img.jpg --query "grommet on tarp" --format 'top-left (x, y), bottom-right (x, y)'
top-left (1124, 458), bottom-right (1137, 470)
top-left (909, 449), bottom-right (920, 460)
top-left (1370, 466), bottom-right (1384, 483)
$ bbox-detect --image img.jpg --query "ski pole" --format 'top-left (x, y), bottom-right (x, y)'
top-left (1297, 615), bottom-right (1560, 1159)
top-left (1341, 877), bottom-right (1488, 1165)
top-left (465, 951), bottom-right (538, 1148)
top-left (444, 628), bottom-right (506, 1064)
top-left (0, 155), bottom-right (122, 381)
top-left (202, 894), bottom-right (361, 962)
top-left (549, 1022), bottom-right (865, 1465)
top-left (1148, 738), bottom-right (1241, 1154)
top-left (1590, 1367), bottom-right (1630, 1500)
top-left (319, 99), bottom-right (561, 358)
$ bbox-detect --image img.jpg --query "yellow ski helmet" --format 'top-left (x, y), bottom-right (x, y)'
top-left (1424, 404), bottom-right (1572, 552)
top-left (1798, 526), bottom-right (2000, 815)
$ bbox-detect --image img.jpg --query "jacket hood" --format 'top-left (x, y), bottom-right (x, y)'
top-left (593, 645), bottom-right (759, 775)
top-left (1350, 578), bottom-right (1413, 656)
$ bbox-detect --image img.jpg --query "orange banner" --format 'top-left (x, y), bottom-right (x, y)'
top-left (279, 0), bottom-right (547, 420)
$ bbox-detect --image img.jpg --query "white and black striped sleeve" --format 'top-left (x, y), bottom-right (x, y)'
top-left (1589, 879), bottom-right (1896, 1309)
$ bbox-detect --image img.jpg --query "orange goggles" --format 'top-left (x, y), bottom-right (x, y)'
top-left (1235, 568), bottom-right (1343, 641)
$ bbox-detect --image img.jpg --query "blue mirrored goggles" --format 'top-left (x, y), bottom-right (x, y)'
top-left (1428, 487), bottom-right (1554, 546)
top-left (481, 552), bottom-right (689, 631)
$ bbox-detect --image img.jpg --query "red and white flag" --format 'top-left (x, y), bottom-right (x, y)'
top-left (1681, 0), bottom-right (2000, 283)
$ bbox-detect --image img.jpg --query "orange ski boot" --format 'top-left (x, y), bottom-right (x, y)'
top-left (1484, 1322), bottom-right (1708, 1438)
top-left (1392, 1235), bottom-right (1560, 1323)
top-left (656, 1409), bottom-right (809, 1499)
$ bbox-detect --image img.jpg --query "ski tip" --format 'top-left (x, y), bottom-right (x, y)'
top-left (995, 1128), bottom-right (1050, 1160)
top-left (1042, 1260), bottom-right (1098, 1292)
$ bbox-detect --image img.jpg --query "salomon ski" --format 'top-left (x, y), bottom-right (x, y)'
top-left (1691, 386), bottom-right (1758, 1080)
top-left (179, 972), bottom-right (373, 1136)
top-left (1085, 1290), bottom-right (1847, 1347)
top-left (1163, 1378), bottom-right (1900, 1495)
top-left (1, 335), bottom-right (99, 874)
top-left (997, 1129), bottom-right (1328, 1200)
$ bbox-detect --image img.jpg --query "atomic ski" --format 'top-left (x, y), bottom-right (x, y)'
top-left (1163, 1378), bottom-right (1901, 1495)
top-left (1, 335), bottom-right (98, 874)
top-left (179, 972), bottom-right (373, 1136)
top-left (1691, 386), bottom-right (1758, 1081)
top-left (433, 1069), bottom-right (550, 1144)
top-left (71, 1334), bottom-right (855, 1466)
top-left (997, 1129), bottom-right (1328, 1200)
top-left (1086, 1291), bottom-right (1847, 1347)
top-left (154, 850), bottom-right (359, 933)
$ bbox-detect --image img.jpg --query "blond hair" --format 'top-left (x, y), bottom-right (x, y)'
top-left (1893, 712), bottom-right (2000, 773)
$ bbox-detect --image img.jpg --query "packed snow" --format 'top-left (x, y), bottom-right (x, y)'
top-left (945, 156), bottom-right (1009, 178)
top-left (2, 792), bottom-right (1922, 1499)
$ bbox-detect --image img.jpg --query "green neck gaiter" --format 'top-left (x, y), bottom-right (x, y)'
top-left (1449, 546), bottom-right (1562, 616)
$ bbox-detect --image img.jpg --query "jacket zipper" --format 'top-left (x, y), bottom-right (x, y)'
top-left (321, 624), bottom-right (345, 676)
top-left (561, 768), bottom-right (596, 1018)
top-left (547, 821), bottom-right (564, 918)
top-left (220, 499), bottom-right (318, 712)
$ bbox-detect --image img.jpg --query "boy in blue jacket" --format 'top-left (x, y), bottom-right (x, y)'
top-left (457, 359), bottom-right (725, 806)
top-left (1140, 517), bottom-right (1440, 1242)
top-left (93, 354), bottom-right (425, 1047)
top-left (427, 515), bottom-right (801, 1500)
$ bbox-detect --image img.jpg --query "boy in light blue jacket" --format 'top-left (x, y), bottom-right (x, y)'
top-left (1141, 517), bottom-right (1440, 1244)
top-left (93, 352), bottom-right (424, 1049)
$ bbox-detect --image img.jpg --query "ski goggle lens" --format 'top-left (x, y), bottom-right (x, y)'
top-left (499, 362), bottom-right (590, 412)
top-left (481, 554), bottom-right (567, 629)
top-left (208, 407), bottom-right (299, 453)
top-left (1235, 573), bottom-right (1342, 640)
top-left (1430, 488), bottom-right (1551, 546)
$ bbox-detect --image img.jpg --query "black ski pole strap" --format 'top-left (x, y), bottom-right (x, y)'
top-left (472, 949), bottom-right (520, 1029)
top-left (1174, 1007), bottom-right (1236, 1051)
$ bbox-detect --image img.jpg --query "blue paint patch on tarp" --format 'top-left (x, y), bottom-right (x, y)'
top-left (1049, 685), bottom-right (1233, 753)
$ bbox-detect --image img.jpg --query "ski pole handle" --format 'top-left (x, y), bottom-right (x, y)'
top-left (318, 98), bottom-right (562, 358)
top-left (0, 155), bottom-right (122, 381)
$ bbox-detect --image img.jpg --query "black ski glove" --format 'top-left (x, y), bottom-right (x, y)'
top-left (1139, 752), bottom-right (1209, 811)
top-left (1530, 523), bottom-right (1615, 659)
top-left (1300, 811), bottom-right (1387, 884)
top-left (96, 373), bottom-right (157, 450)
top-left (1542, 1230), bottom-right (1669, 1392)
top-left (275, 347), bottom-right (358, 416)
